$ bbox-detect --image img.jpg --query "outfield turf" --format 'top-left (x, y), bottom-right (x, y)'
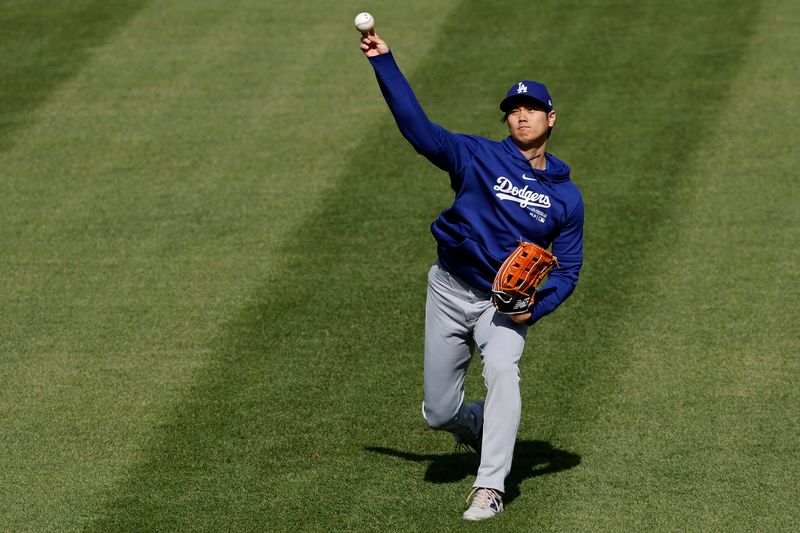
top-left (1, 1), bottom-right (798, 531)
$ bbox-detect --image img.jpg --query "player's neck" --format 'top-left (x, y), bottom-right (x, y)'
top-left (518, 144), bottom-right (547, 170)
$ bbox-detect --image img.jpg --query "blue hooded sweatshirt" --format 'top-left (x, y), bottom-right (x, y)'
top-left (370, 52), bottom-right (583, 324)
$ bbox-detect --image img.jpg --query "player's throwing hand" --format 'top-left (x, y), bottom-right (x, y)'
top-left (360, 31), bottom-right (389, 57)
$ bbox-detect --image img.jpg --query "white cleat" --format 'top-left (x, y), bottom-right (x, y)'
top-left (462, 487), bottom-right (504, 521)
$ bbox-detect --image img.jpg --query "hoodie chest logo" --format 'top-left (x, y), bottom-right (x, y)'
top-left (493, 176), bottom-right (551, 209)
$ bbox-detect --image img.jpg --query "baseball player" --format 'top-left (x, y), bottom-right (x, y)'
top-left (359, 31), bottom-right (583, 520)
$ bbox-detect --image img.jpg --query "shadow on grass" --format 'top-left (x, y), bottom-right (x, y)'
top-left (366, 439), bottom-right (580, 505)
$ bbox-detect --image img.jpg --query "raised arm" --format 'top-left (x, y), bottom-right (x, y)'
top-left (359, 32), bottom-right (475, 174)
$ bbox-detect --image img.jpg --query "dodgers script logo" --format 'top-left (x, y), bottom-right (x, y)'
top-left (493, 176), bottom-right (551, 209)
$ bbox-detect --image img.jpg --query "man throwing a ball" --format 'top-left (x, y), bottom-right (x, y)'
top-left (359, 27), bottom-right (584, 521)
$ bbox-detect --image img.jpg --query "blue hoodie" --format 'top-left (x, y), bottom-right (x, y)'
top-left (370, 52), bottom-right (583, 324)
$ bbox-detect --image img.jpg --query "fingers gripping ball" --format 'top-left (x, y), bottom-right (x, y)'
top-left (354, 12), bottom-right (375, 34)
top-left (492, 240), bottom-right (559, 315)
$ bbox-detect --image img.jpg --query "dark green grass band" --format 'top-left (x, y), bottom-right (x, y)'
top-left (0, 0), bottom-right (150, 149)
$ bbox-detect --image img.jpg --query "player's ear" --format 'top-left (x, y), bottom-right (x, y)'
top-left (548, 111), bottom-right (556, 128)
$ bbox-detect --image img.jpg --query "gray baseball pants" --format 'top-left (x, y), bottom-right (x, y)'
top-left (422, 262), bottom-right (528, 493)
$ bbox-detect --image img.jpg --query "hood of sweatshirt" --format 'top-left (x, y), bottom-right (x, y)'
top-left (501, 137), bottom-right (571, 183)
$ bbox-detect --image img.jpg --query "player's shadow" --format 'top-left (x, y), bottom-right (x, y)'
top-left (365, 439), bottom-right (580, 504)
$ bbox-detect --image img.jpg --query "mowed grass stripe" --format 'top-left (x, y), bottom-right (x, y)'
top-left (88, 2), bottom-right (776, 533)
top-left (520, 0), bottom-right (799, 531)
top-left (0, 0), bottom-right (149, 148)
top-left (0, 1), bottom-right (454, 530)
top-left (80, 3), bottom-right (465, 532)
top-left (519, 0), bottom-right (761, 432)
top-left (0, 2), bottom-right (154, 528)
top-left (581, 0), bottom-right (798, 528)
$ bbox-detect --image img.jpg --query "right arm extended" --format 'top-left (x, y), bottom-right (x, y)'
top-left (360, 33), bottom-right (473, 173)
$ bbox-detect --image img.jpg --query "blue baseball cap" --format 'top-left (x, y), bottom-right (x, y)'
top-left (500, 81), bottom-right (553, 112)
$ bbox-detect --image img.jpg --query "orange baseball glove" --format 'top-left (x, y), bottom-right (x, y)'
top-left (492, 240), bottom-right (558, 315)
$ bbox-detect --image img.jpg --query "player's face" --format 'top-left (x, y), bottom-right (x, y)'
top-left (506, 104), bottom-right (556, 147)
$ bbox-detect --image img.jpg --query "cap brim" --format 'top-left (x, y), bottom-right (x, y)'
top-left (500, 94), bottom-right (551, 112)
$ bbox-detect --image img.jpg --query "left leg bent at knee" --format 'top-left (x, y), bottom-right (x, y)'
top-left (481, 355), bottom-right (520, 388)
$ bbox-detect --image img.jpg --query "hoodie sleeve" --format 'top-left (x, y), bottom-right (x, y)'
top-left (369, 52), bottom-right (476, 178)
top-left (528, 195), bottom-right (584, 325)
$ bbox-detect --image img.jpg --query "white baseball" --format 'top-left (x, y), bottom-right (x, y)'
top-left (354, 12), bottom-right (375, 33)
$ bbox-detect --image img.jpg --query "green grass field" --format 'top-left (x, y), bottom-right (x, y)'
top-left (1, 1), bottom-right (798, 531)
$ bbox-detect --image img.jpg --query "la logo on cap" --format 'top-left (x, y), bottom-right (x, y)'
top-left (517, 82), bottom-right (528, 94)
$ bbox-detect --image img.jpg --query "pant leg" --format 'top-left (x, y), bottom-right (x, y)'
top-left (471, 306), bottom-right (528, 493)
top-left (421, 263), bottom-right (482, 439)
